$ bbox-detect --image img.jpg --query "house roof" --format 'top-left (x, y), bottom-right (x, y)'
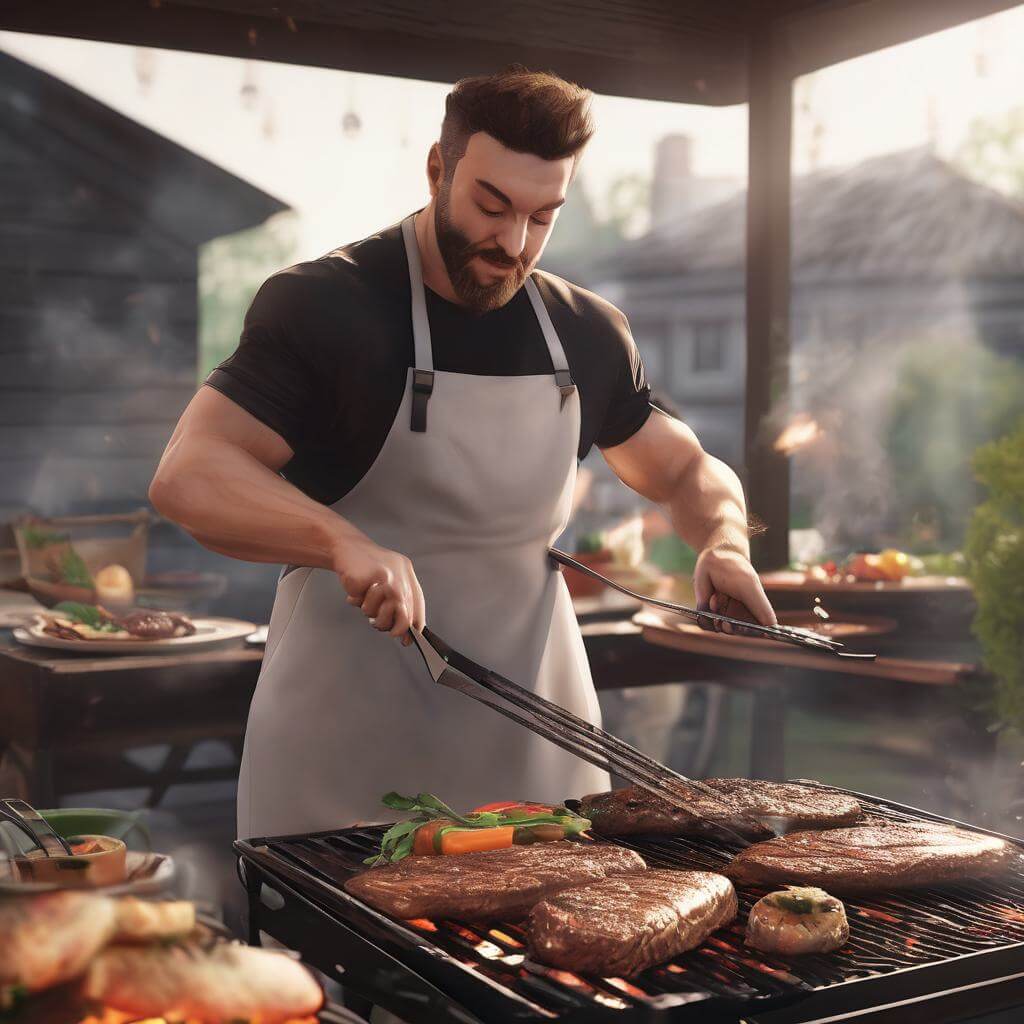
top-left (607, 148), bottom-right (1024, 282)
top-left (0, 49), bottom-right (288, 248)
top-left (0, 0), bottom-right (1017, 107)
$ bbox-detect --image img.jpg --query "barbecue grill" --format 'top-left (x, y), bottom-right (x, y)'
top-left (235, 786), bottom-right (1024, 1024)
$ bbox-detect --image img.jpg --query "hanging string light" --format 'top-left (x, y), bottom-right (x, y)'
top-left (134, 48), bottom-right (156, 94)
top-left (341, 76), bottom-right (362, 137)
top-left (240, 60), bottom-right (260, 110)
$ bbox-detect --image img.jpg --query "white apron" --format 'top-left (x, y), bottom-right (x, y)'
top-left (237, 215), bottom-right (610, 838)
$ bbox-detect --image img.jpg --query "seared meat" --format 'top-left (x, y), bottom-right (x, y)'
top-left (529, 870), bottom-right (737, 976)
top-left (117, 610), bottom-right (196, 639)
top-left (579, 779), bottom-right (862, 839)
top-left (344, 840), bottom-right (646, 921)
top-left (726, 821), bottom-right (1021, 893)
top-left (84, 942), bottom-right (323, 1023)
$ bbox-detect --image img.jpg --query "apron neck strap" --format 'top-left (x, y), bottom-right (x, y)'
top-left (401, 214), bottom-right (434, 432)
top-left (524, 277), bottom-right (576, 409)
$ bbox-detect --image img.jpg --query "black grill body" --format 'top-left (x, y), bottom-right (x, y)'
top-left (235, 788), bottom-right (1024, 1023)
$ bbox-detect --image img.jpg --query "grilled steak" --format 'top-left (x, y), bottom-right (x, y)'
top-left (344, 841), bottom-right (646, 922)
top-left (579, 779), bottom-right (862, 839)
top-left (726, 822), bottom-right (1021, 893)
top-left (529, 870), bottom-right (737, 976)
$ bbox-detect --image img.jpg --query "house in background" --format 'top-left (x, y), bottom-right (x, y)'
top-left (0, 50), bottom-right (287, 520)
top-left (0, 50), bottom-right (289, 617)
top-left (595, 147), bottom-right (1024, 469)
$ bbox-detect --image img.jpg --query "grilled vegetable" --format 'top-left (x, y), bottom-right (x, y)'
top-left (745, 886), bottom-right (849, 955)
top-left (365, 792), bottom-right (591, 865)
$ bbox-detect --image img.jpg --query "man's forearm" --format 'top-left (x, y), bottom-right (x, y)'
top-left (149, 437), bottom-right (365, 570)
top-left (665, 449), bottom-right (750, 558)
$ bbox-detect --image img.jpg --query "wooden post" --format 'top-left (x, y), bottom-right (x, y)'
top-left (744, 29), bottom-right (793, 570)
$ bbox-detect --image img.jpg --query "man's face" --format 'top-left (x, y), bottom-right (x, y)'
top-left (433, 132), bottom-right (573, 313)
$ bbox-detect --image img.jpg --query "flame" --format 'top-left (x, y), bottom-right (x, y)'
top-left (406, 917), bottom-right (437, 931)
top-left (79, 1015), bottom-right (316, 1024)
top-left (773, 414), bottom-right (823, 455)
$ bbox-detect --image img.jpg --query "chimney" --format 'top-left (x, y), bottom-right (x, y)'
top-left (651, 134), bottom-right (695, 223)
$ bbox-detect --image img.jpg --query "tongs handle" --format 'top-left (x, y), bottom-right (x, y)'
top-left (0, 798), bottom-right (73, 857)
top-left (549, 547), bottom-right (876, 660)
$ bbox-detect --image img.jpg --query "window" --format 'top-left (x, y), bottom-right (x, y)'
top-left (692, 322), bottom-right (728, 372)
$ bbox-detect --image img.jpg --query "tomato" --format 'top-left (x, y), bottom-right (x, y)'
top-left (471, 801), bottom-right (555, 816)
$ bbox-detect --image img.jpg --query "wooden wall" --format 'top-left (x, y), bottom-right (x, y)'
top-left (0, 126), bottom-right (198, 517)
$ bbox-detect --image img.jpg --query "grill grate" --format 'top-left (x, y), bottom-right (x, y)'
top-left (237, 789), bottom-right (1024, 1023)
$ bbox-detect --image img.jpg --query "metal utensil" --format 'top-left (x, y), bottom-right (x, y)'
top-left (0, 798), bottom-right (74, 856)
top-left (408, 627), bottom-right (765, 846)
top-left (549, 547), bottom-right (877, 660)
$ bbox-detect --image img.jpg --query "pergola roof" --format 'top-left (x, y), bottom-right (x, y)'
top-left (0, 0), bottom-right (1017, 106)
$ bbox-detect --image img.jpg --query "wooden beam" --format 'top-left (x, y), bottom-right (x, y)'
top-left (743, 27), bottom-right (792, 571)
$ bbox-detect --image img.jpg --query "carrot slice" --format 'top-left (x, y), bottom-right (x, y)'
top-left (440, 826), bottom-right (515, 855)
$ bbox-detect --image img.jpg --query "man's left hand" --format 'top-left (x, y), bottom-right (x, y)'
top-left (693, 545), bottom-right (777, 633)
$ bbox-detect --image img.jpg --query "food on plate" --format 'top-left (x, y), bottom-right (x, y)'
top-left (579, 779), bottom-right (862, 840)
top-left (365, 791), bottom-right (592, 865)
top-left (14, 833), bottom-right (127, 888)
top-left (1, 890), bottom-right (319, 1021)
top-left (1, 891), bottom-right (118, 998)
top-left (345, 840), bottom-right (646, 921)
top-left (801, 549), bottom-right (918, 585)
top-left (744, 886), bottom-right (849, 955)
top-left (529, 869), bottom-right (736, 976)
top-left (94, 563), bottom-right (136, 607)
top-left (39, 601), bottom-right (196, 642)
top-left (83, 942), bottom-right (324, 1023)
top-left (725, 821), bottom-right (1020, 893)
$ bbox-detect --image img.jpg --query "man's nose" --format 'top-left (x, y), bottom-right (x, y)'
top-left (495, 217), bottom-right (528, 261)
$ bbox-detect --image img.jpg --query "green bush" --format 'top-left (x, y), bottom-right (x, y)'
top-left (966, 419), bottom-right (1024, 732)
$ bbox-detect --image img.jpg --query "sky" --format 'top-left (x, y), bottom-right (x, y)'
top-left (1, 5), bottom-right (1023, 259)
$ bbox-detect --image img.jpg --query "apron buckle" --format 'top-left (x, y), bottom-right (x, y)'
top-left (411, 368), bottom-right (435, 433)
top-left (554, 369), bottom-right (576, 410)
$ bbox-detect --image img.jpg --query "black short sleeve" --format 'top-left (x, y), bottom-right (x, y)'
top-left (204, 273), bottom-right (324, 453)
top-left (595, 309), bottom-right (653, 449)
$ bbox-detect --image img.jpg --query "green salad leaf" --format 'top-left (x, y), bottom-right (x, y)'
top-left (52, 601), bottom-right (119, 632)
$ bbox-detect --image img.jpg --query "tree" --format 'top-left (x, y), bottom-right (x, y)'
top-left (956, 106), bottom-right (1024, 200)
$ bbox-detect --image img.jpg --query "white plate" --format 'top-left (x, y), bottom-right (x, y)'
top-left (13, 616), bottom-right (257, 654)
top-left (0, 850), bottom-right (175, 895)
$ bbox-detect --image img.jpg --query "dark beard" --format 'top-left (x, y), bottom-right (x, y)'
top-left (434, 185), bottom-right (527, 313)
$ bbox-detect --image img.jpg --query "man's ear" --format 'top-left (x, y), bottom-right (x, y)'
top-left (426, 143), bottom-right (444, 198)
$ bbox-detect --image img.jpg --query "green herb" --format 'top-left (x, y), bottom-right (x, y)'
top-left (52, 601), bottom-right (119, 632)
top-left (1, 982), bottom-right (28, 1014)
top-left (364, 792), bottom-right (592, 866)
top-left (766, 886), bottom-right (837, 914)
top-left (58, 547), bottom-right (93, 588)
top-left (21, 526), bottom-right (69, 549)
top-left (575, 532), bottom-right (606, 555)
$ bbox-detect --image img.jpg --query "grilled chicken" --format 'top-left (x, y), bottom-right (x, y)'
top-left (83, 943), bottom-right (324, 1023)
top-left (0, 892), bottom-right (117, 996)
top-left (113, 897), bottom-right (196, 942)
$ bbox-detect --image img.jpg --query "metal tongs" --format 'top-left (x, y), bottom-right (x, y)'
top-left (549, 548), bottom-right (876, 660)
top-left (409, 627), bottom-right (766, 847)
top-left (0, 798), bottom-right (73, 856)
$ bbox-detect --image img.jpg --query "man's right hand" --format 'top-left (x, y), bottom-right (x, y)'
top-left (334, 536), bottom-right (426, 646)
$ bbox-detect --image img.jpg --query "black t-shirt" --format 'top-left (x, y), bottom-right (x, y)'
top-left (205, 216), bottom-right (652, 505)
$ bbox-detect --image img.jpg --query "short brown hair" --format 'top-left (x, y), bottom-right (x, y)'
top-left (439, 65), bottom-right (594, 178)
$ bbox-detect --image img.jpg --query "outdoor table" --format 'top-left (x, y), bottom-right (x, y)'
top-left (634, 609), bottom-right (984, 780)
top-left (0, 630), bottom-right (263, 807)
